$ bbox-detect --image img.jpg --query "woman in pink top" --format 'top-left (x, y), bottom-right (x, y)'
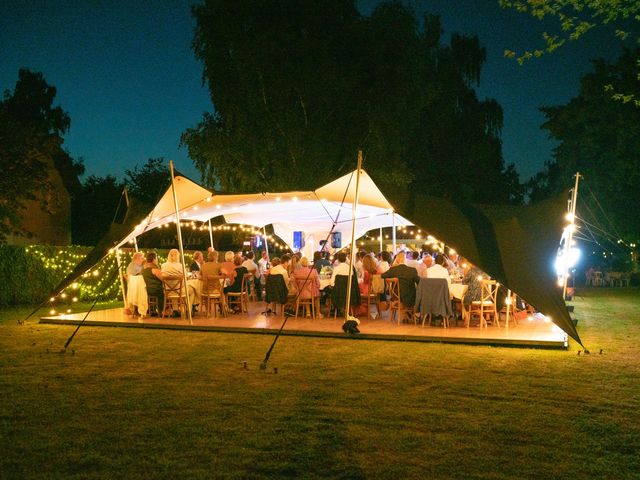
top-left (292, 257), bottom-right (320, 299)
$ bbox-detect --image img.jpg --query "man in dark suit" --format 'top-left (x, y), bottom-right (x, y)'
top-left (381, 251), bottom-right (420, 307)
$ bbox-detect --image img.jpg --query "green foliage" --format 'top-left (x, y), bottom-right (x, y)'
top-left (500, 0), bottom-right (640, 104)
top-left (124, 157), bottom-right (170, 205)
top-left (183, 0), bottom-right (522, 204)
top-left (0, 69), bottom-right (78, 241)
top-left (528, 48), bottom-right (640, 238)
top-left (72, 175), bottom-right (124, 245)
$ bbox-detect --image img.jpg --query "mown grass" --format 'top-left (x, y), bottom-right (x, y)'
top-left (1, 289), bottom-right (639, 479)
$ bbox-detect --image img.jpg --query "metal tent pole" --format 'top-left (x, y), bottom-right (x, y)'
top-left (208, 219), bottom-right (215, 252)
top-left (169, 160), bottom-right (193, 325)
top-left (562, 172), bottom-right (581, 301)
top-left (345, 151), bottom-right (363, 320)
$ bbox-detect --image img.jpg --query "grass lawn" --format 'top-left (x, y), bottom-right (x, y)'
top-left (1, 289), bottom-right (639, 479)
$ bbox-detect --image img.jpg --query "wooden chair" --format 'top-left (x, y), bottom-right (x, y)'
top-left (466, 279), bottom-right (498, 328)
top-left (201, 274), bottom-right (227, 317)
top-left (294, 277), bottom-right (317, 320)
top-left (384, 278), bottom-right (415, 325)
top-left (366, 274), bottom-right (382, 320)
top-left (227, 273), bottom-right (251, 313)
top-left (162, 275), bottom-right (187, 318)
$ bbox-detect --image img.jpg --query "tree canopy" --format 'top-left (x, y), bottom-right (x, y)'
top-left (0, 69), bottom-right (81, 242)
top-left (529, 48), bottom-right (640, 239)
top-left (183, 0), bottom-right (523, 206)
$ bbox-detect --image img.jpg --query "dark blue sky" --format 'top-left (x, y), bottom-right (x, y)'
top-left (0, 0), bottom-right (629, 182)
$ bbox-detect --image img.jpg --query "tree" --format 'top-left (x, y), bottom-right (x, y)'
top-left (124, 157), bottom-right (170, 205)
top-left (0, 69), bottom-right (80, 242)
top-left (183, 0), bottom-right (522, 204)
top-left (72, 175), bottom-right (124, 245)
top-left (499, 0), bottom-right (640, 105)
top-left (528, 48), bottom-right (640, 238)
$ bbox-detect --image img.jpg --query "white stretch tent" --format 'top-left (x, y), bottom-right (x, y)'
top-left (116, 169), bottom-right (412, 257)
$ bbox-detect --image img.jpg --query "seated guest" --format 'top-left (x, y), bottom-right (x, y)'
top-left (427, 254), bottom-right (452, 290)
top-left (201, 250), bottom-right (222, 278)
top-left (292, 256), bottom-right (320, 299)
top-left (381, 251), bottom-right (419, 307)
top-left (141, 252), bottom-right (164, 316)
top-left (405, 251), bottom-right (421, 270)
top-left (354, 251), bottom-right (367, 282)
top-left (242, 251), bottom-right (261, 300)
top-left (417, 254), bottom-right (433, 278)
top-left (220, 251), bottom-right (237, 283)
top-left (126, 252), bottom-right (145, 279)
top-left (270, 254), bottom-right (293, 292)
top-left (378, 251), bottom-right (392, 274)
top-left (161, 249), bottom-right (184, 277)
top-left (313, 251), bottom-right (331, 273)
top-left (461, 259), bottom-right (483, 307)
top-left (224, 256), bottom-right (249, 296)
top-left (446, 251), bottom-right (461, 278)
top-left (330, 252), bottom-right (353, 286)
top-left (190, 251), bottom-right (204, 276)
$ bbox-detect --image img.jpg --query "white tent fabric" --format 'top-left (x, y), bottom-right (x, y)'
top-left (116, 170), bottom-right (412, 256)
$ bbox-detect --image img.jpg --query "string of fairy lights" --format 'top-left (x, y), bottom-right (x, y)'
top-left (39, 220), bottom-right (450, 317)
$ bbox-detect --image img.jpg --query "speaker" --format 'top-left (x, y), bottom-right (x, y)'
top-left (293, 231), bottom-right (305, 250)
top-left (331, 231), bottom-right (341, 248)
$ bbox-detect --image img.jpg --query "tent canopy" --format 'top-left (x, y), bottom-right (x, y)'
top-left (115, 170), bottom-right (412, 254)
top-left (85, 167), bottom-right (579, 346)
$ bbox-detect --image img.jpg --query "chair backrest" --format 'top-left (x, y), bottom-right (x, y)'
top-left (265, 274), bottom-right (288, 304)
top-left (480, 279), bottom-right (497, 305)
top-left (163, 275), bottom-right (184, 297)
top-left (202, 275), bottom-right (225, 296)
top-left (370, 274), bottom-right (385, 294)
top-left (294, 276), bottom-right (315, 299)
top-left (332, 274), bottom-right (361, 308)
top-left (241, 273), bottom-right (252, 293)
top-left (385, 278), bottom-right (400, 303)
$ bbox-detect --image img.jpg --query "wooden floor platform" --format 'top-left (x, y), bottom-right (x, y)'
top-left (39, 301), bottom-right (568, 349)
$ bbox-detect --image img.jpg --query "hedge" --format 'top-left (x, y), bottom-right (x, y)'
top-left (0, 245), bottom-right (174, 307)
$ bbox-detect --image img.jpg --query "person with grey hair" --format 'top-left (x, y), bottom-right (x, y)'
top-left (126, 252), bottom-right (145, 279)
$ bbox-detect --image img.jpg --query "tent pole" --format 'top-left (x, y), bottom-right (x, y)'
top-left (379, 227), bottom-right (383, 253)
top-left (345, 151), bottom-right (363, 320)
top-left (169, 160), bottom-right (193, 325)
top-left (263, 225), bottom-right (270, 259)
top-left (115, 249), bottom-right (128, 308)
top-left (208, 219), bottom-right (214, 252)
top-left (505, 289), bottom-right (512, 328)
top-left (562, 172), bottom-right (581, 301)
top-left (133, 237), bottom-right (139, 253)
top-left (392, 212), bottom-right (397, 255)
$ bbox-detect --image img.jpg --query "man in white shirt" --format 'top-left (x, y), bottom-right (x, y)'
top-left (427, 254), bottom-right (451, 290)
top-left (330, 251), bottom-right (352, 286)
top-left (270, 253), bottom-right (292, 292)
top-left (242, 251), bottom-right (261, 299)
top-left (417, 254), bottom-right (433, 278)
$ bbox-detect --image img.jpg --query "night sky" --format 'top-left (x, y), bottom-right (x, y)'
top-left (0, 0), bottom-right (629, 182)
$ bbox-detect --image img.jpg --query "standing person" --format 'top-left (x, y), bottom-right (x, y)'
top-left (242, 251), bottom-right (261, 300)
top-left (141, 252), bottom-right (164, 316)
top-left (258, 250), bottom-right (270, 276)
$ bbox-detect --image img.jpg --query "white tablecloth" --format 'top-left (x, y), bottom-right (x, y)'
top-left (449, 283), bottom-right (467, 300)
top-left (127, 275), bottom-right (148, 315)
